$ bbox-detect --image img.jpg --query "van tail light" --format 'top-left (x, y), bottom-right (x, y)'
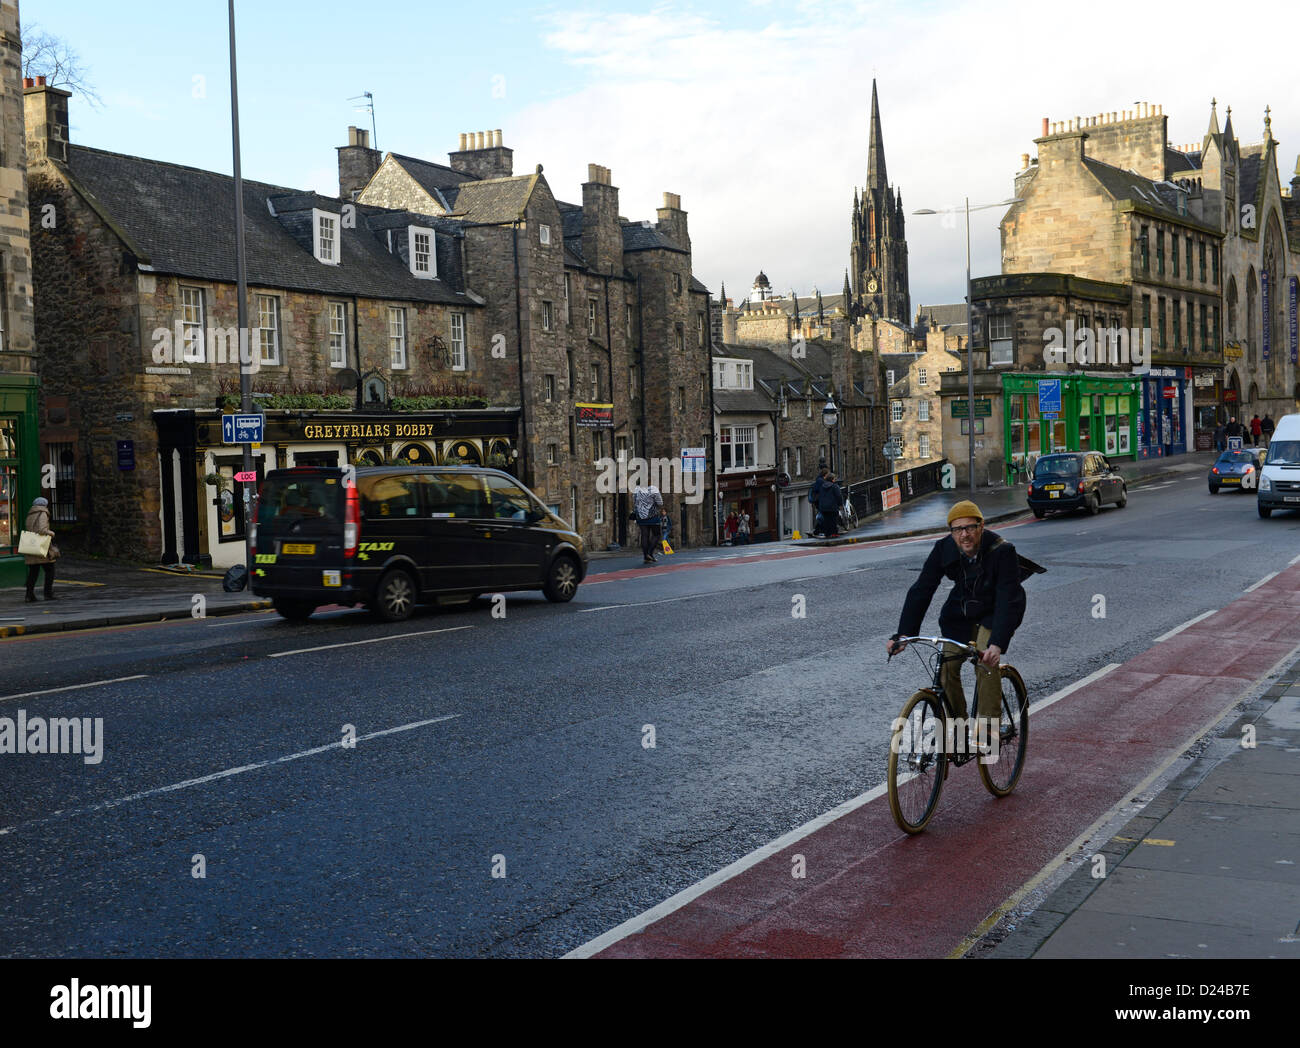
top-left (343, 482), bottom-right (361, 558)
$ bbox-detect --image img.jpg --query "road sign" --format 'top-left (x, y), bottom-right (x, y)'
top-left (1037, 379), bottom-right (1062, 415)
top-left (222, 413), bottom-right (265, 444)
top-left (234, 470), bottom-right (257, 482)
top-left (680, 447), bottom-right (706, 473)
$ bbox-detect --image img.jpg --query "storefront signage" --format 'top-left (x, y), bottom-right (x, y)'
top-left (950, 398), bottom-right (993, 418)
top-left (1193, 372), bottom-right (1216, 387)
top-left (1224, 390), bottom-right (1238, 402)
top-left (116, 441), bottom-right (135, 471)
top-left (1224, 343), bottom-right (1243, 359)
top-left (1261, 270), bottom-right (1270, 361)
top-left (300, 421), bottom-right (441, 439)
top-left (575, 402), bottom-right (614, 428)
top-left (1162, 386), bottom-right (1177, 399)
top-left (1290, 277), bottom-right (1298, 365)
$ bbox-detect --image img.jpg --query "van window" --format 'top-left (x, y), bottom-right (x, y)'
top-left (357, 474), bottom-right (422, 519)
top-left (427, 473), bottom-right (489, 518)
top-left (257, 474), bottom-right (343, 537)
top-left (1267, 440), bottom-right (1300, 465)
top-left (486, 474), bottom-right (536, 521)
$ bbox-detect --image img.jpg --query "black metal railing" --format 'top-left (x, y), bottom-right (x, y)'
top-left (846, 460), bottom-right (947, 517)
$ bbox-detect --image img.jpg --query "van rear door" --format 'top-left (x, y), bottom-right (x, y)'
top-left (254, 470), bottom-right (346, 590)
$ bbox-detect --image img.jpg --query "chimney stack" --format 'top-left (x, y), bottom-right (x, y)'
top-left (337, 124), bottom-right (381, 201)
top-left (449, 129), bottom-right (514, 180)
top-left (582, 163), bottom-right (621, 274)
top-left (23, 77), bottom-right (72, 164)
top-left (656, 192), bottom-right (690, 252)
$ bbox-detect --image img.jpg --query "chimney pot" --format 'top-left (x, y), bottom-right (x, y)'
top-left (458, 133), bottom-right (467, 150)
top-left (1042, 117), bottom-right (1049, 136)
top-left (476, 131), bottom-right (485, 149)
top-left (36, 75), bottom-right (46, 86)
top-left (494, 129), bottom-right (502, 147)
top-left (1021, 153), bottom-right (1030, 170)
top-left (22, 77), bottom-right (33, 88)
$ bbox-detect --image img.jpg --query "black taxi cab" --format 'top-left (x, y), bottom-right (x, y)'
top-left (1026, 451), bottom-right (1128, 518)
top-left (250, 466), bottom-right (587, 621)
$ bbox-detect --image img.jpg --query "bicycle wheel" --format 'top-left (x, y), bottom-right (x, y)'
top-left (888, 690), bottom-right (947, 834)
top-left (977, 665), bottom-right (1028, 796)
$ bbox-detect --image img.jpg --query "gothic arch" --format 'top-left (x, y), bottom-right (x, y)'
top-left (1261, 209), bottom-right (1287, 395)
top-left (1226, 276), bottom-right (1238, 337)
top-left (1246, 267), bottom-right (1258, 369)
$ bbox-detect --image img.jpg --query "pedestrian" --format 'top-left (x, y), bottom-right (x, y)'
top-left (1225, 416), bottom-right (1243, 444)
top-left (817, 472), bottom-right (843, 539)
top-left (22, 496), bottom-right (59, 602)
top-left (1213, 420), bottom-right (1225, 452)
top-left (632, 483), bottom-right (663, 564)
top-left (1250, 414), bottom-right (1262, 447)
top-left (724, 511), bottom-right (738, 545)
top-left (809, 467), bottom-right (828, 536)
top-left (1261, 414), bottom-right (1275, 445)
top-left (737, 510), bottom-right (751, 545)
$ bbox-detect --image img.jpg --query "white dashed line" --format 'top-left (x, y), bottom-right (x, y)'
top-left (268, 625), bottom-right (472, 658)
top-left (0, 675), bottom-right (150, 704)
top-left (1153, 609), bottom-right (1217, 642)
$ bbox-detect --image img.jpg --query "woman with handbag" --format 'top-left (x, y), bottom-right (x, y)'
top-left (22, 496), bottom-right (58, 602)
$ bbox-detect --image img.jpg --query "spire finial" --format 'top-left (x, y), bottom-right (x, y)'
top-left (1264, 105), bottom-right (1272, 138)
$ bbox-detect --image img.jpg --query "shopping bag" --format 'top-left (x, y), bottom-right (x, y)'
top-left (18, 530), bottom-right (51, 558)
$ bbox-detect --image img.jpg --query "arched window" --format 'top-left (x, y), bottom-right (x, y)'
top-left (1226, 276), bottom-right (1237, 335)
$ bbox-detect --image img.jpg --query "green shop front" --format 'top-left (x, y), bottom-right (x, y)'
top-left (0, 374), bottom-right (40, 588)
top-left (1002, 373), bottom-right (1139, 482)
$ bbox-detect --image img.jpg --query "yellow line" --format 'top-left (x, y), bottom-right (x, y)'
top-left (48, 580), bottom-right (105, 588)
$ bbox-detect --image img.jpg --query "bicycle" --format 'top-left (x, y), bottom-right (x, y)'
top-left (885, 635), bottom-right (1028, 834)
top-left (839, 496), bottom-right (859, 533)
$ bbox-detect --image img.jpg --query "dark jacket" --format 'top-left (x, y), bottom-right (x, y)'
top-left (896, 528), bottom-right (1026, 651)
top-left (809, 475), bottom-right (825, 505)
top-left (816, 481), bottom-right (842, 513)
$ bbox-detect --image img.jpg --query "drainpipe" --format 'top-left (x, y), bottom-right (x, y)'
top-left (704, 291), bottom-right (719, 545)
top-left (511, 219), bottom-right (529, 485)
top-left (602, 271), bottom-right (616, 544)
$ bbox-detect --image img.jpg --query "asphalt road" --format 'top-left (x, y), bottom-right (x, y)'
top-left (1, 475), bottom-right (1296, 957)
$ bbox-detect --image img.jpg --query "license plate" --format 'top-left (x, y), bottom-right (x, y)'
top-left (1285, 496), bottom-right (1300, 504)
top-left (322, 570), bottom-right (341, 586)
top-left (1049, 491), bottom-right (1060, 499)
top-left (1222, 477), bottom-right (1239, 484)
top-left (282, 543), bottom-right (316, 555)
top-left (1044, 484), bottom-right (1065, 491)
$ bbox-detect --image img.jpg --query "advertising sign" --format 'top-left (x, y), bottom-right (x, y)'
top-left (575, 402), bottom-right (614, 428)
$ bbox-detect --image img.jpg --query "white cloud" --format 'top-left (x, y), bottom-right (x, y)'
top-left (513, 0), bottom-right (1298, 311)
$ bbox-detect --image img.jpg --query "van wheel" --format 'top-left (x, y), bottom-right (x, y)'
top-left (1258, 503), bottom-right (1272, 518)
top-left (273, 599), bottom-right (316, 621)
top-left (543, 555), bottom-right (580, 603)
top-left (371, 568), bottom-right (416, 622)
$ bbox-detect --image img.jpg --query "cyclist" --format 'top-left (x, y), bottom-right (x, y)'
top-left (885, 500), bottom-right (1026, 746)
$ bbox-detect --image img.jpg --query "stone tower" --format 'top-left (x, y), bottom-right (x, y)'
top-left (849, 80), bottom-right (910, 324)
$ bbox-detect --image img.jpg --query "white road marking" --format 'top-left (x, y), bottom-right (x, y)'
top-left (0, 675), bottom-right (149, 704)
top-left (0, 713), bottom-right (461, 837)
top-left (268, 625), bottom-right (472, 657)
top-left (1289, 553), bottom-right (1300, 567)
top-left (1244, 572), bottom-right (1279, 593)
top-left (581, 593), bottom-right (711, 612)
top-left (1153, 609), bottom-right (1218, 642)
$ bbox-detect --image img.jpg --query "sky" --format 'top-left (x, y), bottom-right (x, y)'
top-left (22, 0), bottom-right (1300, 313)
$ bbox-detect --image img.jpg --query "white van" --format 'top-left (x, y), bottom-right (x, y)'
top-left (1257, 413), bottom-right (1300, 517)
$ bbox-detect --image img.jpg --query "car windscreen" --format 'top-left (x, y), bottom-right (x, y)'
top-left (1266, 440), bottom-right (1300, 465)
top-left (1034, 456), bottom-right (1080, 476)
top-left (257, 474), bottom-right (344, 537)
top-left (1218, 452), bottom-right (1255, 465)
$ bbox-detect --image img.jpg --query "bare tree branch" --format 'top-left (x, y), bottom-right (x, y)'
top-left (20, 24), bottom-right (102, 109)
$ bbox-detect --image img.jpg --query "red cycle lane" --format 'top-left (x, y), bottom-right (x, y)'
top-left (588, 564), bottom-right (1300, 958)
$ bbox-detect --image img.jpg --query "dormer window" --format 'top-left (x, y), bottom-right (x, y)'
top-left (313, 209), bottom-right (340, 266)
top-left (408, 226), bottom-right (436, 279)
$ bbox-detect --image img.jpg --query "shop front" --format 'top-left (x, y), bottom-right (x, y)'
top-left (1002, 373), bottom-right (1139, 482)
top-left (0, 375), bottom-right (40, 588)
top-left (154, 408), bottom-right (519, 569)
top-left (1190, 365), bottom-right (1224, 450)
top-left (717, 468), bottom-right (777, 544)
top-left (1138, 368), bottom-right (1189, 459)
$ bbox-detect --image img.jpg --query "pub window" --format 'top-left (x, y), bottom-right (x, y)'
top-left (388, 306), bottom-right (407, 369)
top-left (181, 286), bottom-right (206, 362)
top-left (450, 312), bottom-right (466, 370)
top-left (328, 301), bottom-right (347, 367)
top-left (258, 295), bottom-right (281, 365)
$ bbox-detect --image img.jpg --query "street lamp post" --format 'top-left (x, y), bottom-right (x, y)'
top-left (822, 397), bottom-right (840, 476)
top-left (228, 1), bottom-right (253, 585)
top-left (913, 198), bottom-right (1020, 493)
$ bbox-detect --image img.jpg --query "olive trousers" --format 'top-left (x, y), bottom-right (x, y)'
top-left (940, 624), bottom-right (1003, 723)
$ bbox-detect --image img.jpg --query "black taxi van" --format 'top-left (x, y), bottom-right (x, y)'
top-left (251, 466), bottom-right (587, 621)
top-left (1026, 451), bottom-right (1128, 518)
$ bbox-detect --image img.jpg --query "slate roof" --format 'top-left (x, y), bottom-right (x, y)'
top-left (714, 387), bottom-right (775, 414)
top-left (442, 175), bottom-right (537, 224)
top-left (1081, 156), bottom-right (1206, 224)
top-left (621, 222), bottom-right (688, 253)
top-left (64, 145), bottom-right (473, 305)
top-left (1239, 147), bottom-right (1263, 210)
top-left (388, 153), bottom-right (473, 196)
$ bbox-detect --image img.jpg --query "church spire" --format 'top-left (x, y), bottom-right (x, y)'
top-left (1207, 97), bottom-right (1220, 137)
top-left (842, 268), bottom-right (852, 305)
top-left (867, 78), bottom-right (888, 191)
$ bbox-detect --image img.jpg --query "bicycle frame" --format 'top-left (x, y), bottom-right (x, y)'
top-left (890, 635), bottom-right (1005, 765)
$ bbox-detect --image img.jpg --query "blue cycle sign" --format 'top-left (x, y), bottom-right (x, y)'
top-left (1037, 378), bottom-right (1062, 418)
top-left (222, 414), bottom-right (265, 444)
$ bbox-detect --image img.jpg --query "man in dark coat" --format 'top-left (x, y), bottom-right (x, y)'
top-left (809, 467), bottom-right (828, 536)
top-left (1261, 415), bottom-right (1275, 445)
top-left (887, 500), bottom-right (1026, 734)
top-left (816, 472), bottom-right (843, 538)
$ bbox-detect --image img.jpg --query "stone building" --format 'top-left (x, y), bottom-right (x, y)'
top-left (0, 3), bottom-right (37, 587)
top-left (25, 90), bottom-right (714, 565)
top-left (882, 322), bottom-right (963, 471)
